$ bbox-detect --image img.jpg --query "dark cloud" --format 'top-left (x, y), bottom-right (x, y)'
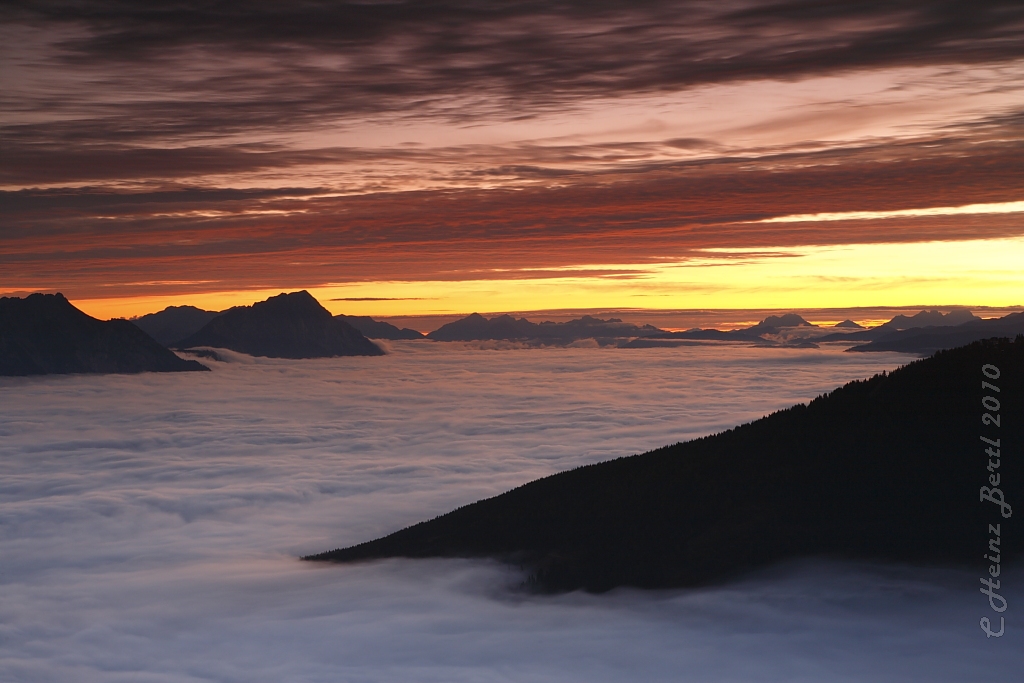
top-left (0, 186), bottom-right (324, 212)
top-left (0, 141), bottom-right (423, 185)
top-left (5, 1), bottom-right (1024, 145)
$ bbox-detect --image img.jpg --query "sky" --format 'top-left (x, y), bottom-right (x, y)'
top-left (2, 1), bottom-right (1024, 319)
top-left (6, 341), bottom-right (1021, 681)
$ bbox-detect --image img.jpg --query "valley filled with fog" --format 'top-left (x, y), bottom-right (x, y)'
top-left (2, 342), bottom-right (1020, 681)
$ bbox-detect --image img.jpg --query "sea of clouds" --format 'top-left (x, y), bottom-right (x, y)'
top-left (1, 342), bottom-right (1020, 681)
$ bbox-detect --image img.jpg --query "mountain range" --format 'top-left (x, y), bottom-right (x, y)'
top-left (817, 309), bottom-right (980, 342)
top-left (132, 305), bottom-right (221, 346)
top-left (172, 291), bottom-right (383, 359)
top-left (129, 302), bottom-right (1019, 355)
top-left (426, 313), bottom-right (664, 344)
top-left (133, 303), bottom-right (422, 345)
top-left (625, 309), bottom-right (1022, 354)
top-left (335, 315), bottom-right (424, 340)
top-left (848, 312), bottom-right (1024, 354)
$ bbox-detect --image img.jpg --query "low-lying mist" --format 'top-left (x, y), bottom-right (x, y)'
top-left (2, 342), bottom-right (1019, 680)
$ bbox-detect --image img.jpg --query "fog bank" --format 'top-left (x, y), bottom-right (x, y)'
top-left (2, 343), bottom-right (1018, 680)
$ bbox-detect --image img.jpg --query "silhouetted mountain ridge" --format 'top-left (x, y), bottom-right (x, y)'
top-left (848, 312), bottom-right (1024, 354)
top-left (426, 313), bottom-right (663, 344)
top-left (131, 305), bottom-right (221, 346)
top-left (623, 328), bottom-right (767, 346)
top-left (1, 293), bottom-right (208, 375)
top-left (173, 291), bottom-right (383, 358)
top-left (621, 314), bottom-right (814, 347)
top-left (818, 309), bottom-right (980, 342)
top-left (743, 313), bottom-right (816, 336)
top-left (307, 336), bottom-right (1024, 592)
top-left (337, 314), bottom-right (424, 340)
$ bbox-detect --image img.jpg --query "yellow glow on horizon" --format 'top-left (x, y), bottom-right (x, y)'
top-left (68, 237), bottom-right (1024, 320)
top-left (758, 200), bottom-right (1024, 223)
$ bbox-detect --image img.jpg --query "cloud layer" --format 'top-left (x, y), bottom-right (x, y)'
top-left (7, 1), bottom-right (1024, 138)
top-left (6, 141), bottom-right (1024, 301)
top-left (3, 1), bottom-right (1024, 309)
top-left (2, 343), bottom-right (1020, 680)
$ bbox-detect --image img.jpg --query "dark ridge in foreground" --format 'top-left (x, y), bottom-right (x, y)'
top-left (307, 336), bottom-right (1024, 592)
top-left (0, 293), bottom-right (209, 376)
top-left (131, 305), bottom-right (221, 346)
top-left (173, 291), bottom-right (383, 359)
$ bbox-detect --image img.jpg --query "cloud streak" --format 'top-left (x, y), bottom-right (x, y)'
top-left (759, 200), bottom-right (1024, 223)
top-left (6, 1), bottom-right (1024, 138)
top-left (4, 137), bottom-right (1024, 301)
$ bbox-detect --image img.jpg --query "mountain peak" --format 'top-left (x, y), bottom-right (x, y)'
top-left (427, 312), bottom-right (664, 343)
top-left (173, 291), bottom-right (382, 358)
top-left (1, 293), bottom-right (208, 375)
top-left (882, 309), bottom-right (978, 330)
top-left (760, 313), bottom-right (812, 327)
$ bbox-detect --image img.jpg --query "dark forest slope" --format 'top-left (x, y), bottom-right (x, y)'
top-left (308, 336), bottom-right (1024, 592)
top-left (1, 293), bottom-right (208, 375)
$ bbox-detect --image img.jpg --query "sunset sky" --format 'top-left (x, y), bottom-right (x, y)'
top-left (3, 1), bottom-right (1023, 320)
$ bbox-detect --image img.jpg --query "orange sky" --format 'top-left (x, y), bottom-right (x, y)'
top-left (2, 2), bottom-right (1023, 319)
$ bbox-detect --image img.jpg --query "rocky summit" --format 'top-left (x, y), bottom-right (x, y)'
top-left (1, 293), bottom-right (209, 376)
top-left (172, 291), bottom-right (384, 359)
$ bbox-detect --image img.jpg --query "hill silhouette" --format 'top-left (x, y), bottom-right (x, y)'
top-left (307, 336), bottom-right (1023, 592)
top-left (742, 313), bottom-right (815, 336)
top-left (819, 309), bottom-right (981, 342)
top-left (1, 293), bottom-right (208, 376)
top-left (849, 312), bottom-right (1024, 354)
top-left (621, 314), bottom-right (813, 347)
top-left (336, 314), bottom-right (424, 340)
top-left (173, 291), bottom-right (383, 358)
top-left (427, 313), bottom-right (662, 344)
top-left (622, 328), bottom-right (766, 347)
top-left (132, 305), bottom-right (221, 346)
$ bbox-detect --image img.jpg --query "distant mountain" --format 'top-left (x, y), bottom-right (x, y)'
top-left (132, 305), bottom-right (221, 346)
top-left (336, 315), bottom-right (424, 340)
top-left (173, 291), bottom-right (383, 358)
top-left (426, 313), bottom-right (663, 344)
top-left (884, 309), bottom-right (978, 330)
top-left (621, 328), bottom-right (767, 347)
top-left (622, 314), bottom-right (813, 348)
top-left (741, 313), bottom-right (815, 336)
top-left (849, 312), bottom-right (1024, 354)
top-left (307, 336), bottom-right (1023, 592)
top-left (834, 319), bottom-right (864, 329)
top-left (819, 309), bottom-right (980, 342)
top-left (1, 293), bottom-right (208, 376)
